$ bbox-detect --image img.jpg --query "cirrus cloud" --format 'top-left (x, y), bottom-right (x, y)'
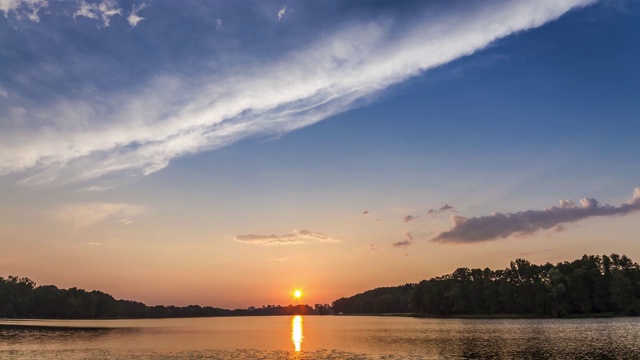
top-left (0, 0), bottom-right (47, 22)
top-left (0, 0), bottom-right (597, 186)
top-left (52, 202), bottom-right (144, 229)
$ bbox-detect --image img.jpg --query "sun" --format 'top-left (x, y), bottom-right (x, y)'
top-left (293, 289), bottom-right (302, 299)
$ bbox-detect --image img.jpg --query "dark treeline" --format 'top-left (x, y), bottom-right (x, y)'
top-left (3, 254), bottom-right (640, 319)
top-left (0, 277), bottom-right (328, 319)
top-left (332, 254), bottom-right (640, 317)
top-left (331, 284), bottom-right (414, 314)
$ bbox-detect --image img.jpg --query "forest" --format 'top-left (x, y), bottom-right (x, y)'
top-left (0, 277), bottom-right (325, 319)
top-left (333, 254), bottom-right (640, 317)
top-left (1, 254), bottom-right (639, 319)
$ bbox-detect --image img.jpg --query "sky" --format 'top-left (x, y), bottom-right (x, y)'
top-left (1, 0), bottom-right (639, 309)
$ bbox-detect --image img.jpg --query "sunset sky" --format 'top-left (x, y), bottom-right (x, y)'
top-left (1, 0), bottom-right (639, 309)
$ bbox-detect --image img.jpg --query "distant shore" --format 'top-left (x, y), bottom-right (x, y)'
top-left (369, 312), bottom-right (625, 319)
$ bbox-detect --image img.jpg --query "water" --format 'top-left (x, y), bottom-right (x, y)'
top-left (1, 316), bottom-right (639, 359)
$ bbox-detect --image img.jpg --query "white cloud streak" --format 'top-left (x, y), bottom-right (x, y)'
top-left (0, 0), bottom-right (596, 185)
top-left (73, 0), bottom-right (121, 27)
top-left (277, 6), bottom-right (286, 21)
top-left (234, 229), bottom-right (340, 246)
top-left (52, 202), bottom-right (144, 229)
top-left (432, 188), bottom-right (640, 244)
top-left (0, 0), bottom-right (47, 22)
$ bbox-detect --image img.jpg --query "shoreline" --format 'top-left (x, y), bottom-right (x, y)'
top-left (1, 312), bottom-right (631, 325)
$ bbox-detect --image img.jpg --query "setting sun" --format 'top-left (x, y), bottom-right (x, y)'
top-left (293, 290), bottom-right (302, 299)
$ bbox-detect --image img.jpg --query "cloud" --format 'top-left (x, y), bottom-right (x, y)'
top-left (216, 18), bottom-right (223, 30)
top-left (432, 188), bottom-right (640, 244)
top-left (73, 0), bottom-right (122, 27)
top-left (87, 242), bottom-right (101, 246)
top-left (362, 210), bottom-right (369, 215)
top-left (52, 202), bottom-right (144, 229)
top-left (234, 229), bottom-right (340, 246)
top-left (428, 204), bottom-right (456, 214)
top-left (0, 0), bottom-right (596, 185)
top-left (277, 6), bottom-right (286, 21)
top-left (118, 218), bottom-right (133, 225)
top-left (392, 240), bottom-right (411, 248)
top-left (403, 215), bottom-right (417, 223)
top-left (77, 185), bottom-right (110, 192)
top-left (0, 0), bottom-right (47, 22)
top-left (440, 204), bottom-right (455, 212)
top-left (127, 3), bottom-right (147, 27)
top-left (392, 232), bottom-right (413, 248)
top-left (369, 244), bottom-right (378, 251)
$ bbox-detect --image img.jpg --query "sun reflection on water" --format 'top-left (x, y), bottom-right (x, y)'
top-left (291, 315), bottom-right (303, 352)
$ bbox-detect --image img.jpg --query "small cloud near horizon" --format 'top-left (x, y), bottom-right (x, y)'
top-left (403, 215), bottom-right (417, 223)
top-left (432, 188), bottom-right (640, 244)
top-left (428, 204), bottom-right (456, 214)
top-left (234, 229), bottom-right (340, 246)
top-left (392, 232), bottom-right (413, 248)
top-left (440, 204), bottom-right (455, 211)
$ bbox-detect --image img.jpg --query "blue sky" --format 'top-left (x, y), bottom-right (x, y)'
top-left (1, 0), bottom-right (639, 308)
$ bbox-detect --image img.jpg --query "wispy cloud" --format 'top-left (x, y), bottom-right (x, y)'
top-left (277, 6), bottom-right (286, 21)
top-left (0, 0), bottom-right (596, 185)
top-left (234, 229), bottom-right (340, 246)
top-left (52, 202), bottom-right (144, 229)
top-left (432, 188), bottom-right (640, 244)
top-left (118, 218), bottom-right (133, 225)
top-left (73, 0), bottom-right (122, 27)
top-left (127, 3), bottom-right (147, 27)
top-left (77, 185), bottom-right (110, 192)
top-left (0, 0), bottom-right (47, 22)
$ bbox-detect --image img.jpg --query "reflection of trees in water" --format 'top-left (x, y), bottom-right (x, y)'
top-left (0, 325), bottom-right (136, 345)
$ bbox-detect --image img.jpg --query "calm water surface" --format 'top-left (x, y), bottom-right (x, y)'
top-left (1, 316), bottom-right (639, 359)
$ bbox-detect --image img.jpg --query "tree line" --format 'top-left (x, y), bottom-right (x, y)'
top-left (2, 254), bottom-right (639, 319)
top-left (332, 254), bottom-right (640, 317)
top-left (0, 277), bottom-right (328, 319)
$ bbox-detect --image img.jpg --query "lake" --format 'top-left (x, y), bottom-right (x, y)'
top-left (1, 316), bottom-right (639, 359)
